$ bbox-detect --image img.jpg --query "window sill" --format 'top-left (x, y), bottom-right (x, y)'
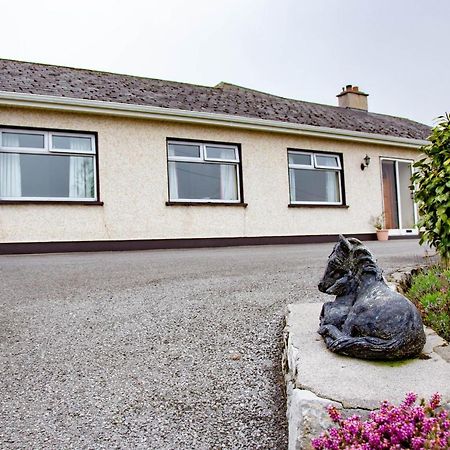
top-left (0, 200), bottom-right (104, 205)
top-left (288, 204), bottom-right (349, 209)
top-left (166, 201), bottom-right (248, 207)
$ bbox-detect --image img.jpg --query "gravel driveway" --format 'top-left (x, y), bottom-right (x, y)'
top-left (0, 240), bottom-right (425, 449)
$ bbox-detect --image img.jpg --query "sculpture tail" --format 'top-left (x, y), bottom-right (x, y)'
top-left (328, 333), bottom-right (425, 361)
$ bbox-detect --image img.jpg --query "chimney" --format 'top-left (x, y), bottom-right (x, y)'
top-left (337, 85), bottom-right (368, 111)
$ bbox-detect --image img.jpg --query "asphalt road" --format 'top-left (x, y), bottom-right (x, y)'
top-left (0, 239), bottom-right (426, 449)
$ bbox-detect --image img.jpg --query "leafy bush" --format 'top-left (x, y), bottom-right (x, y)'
top-left (311, 393), bottom-right (450, 449)
top-left (412, 113), bottom-right (450, 264)
top-left (406, 266), bottom-right (450, 342)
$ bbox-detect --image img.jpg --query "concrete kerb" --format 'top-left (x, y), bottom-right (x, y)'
top-left (283, 302), bottom-right (450, 450)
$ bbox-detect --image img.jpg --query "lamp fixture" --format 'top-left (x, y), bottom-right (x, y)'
top-left (361, 154), bottom-right (371, 171)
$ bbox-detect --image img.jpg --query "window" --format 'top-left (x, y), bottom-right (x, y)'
top-left (288, 150), bottom-right (343, 205)
top-left (0, 128), bottom-right (97, 201)
top-left (167, 140), bottom-right (241, 203)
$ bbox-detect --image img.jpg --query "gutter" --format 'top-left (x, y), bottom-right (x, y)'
top-left (0, 91), bottom-right (428, 149)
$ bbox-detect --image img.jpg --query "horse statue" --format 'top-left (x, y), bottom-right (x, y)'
top-left (317, 235), bottom-right (426, 360)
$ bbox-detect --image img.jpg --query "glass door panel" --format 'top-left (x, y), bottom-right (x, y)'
top-left (381, 159), bottom-right (417, 234)
top-left (398, 161), bottom-right (415, 230)
top-left (381, 160), bottom-right (399, 229)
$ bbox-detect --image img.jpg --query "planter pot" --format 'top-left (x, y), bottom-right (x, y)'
top-left (376, 229), bottom-right (389, 241)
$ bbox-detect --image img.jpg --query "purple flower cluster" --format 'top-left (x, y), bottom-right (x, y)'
top-left (311, 392), bottom-right (450, 449)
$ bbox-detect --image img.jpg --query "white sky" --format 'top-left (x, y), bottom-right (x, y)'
top-left (1, 0), bottom-right (448, 125)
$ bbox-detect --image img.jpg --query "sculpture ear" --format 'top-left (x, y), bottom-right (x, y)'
top-left (348, 237), bottom-right (363, 246)
top-left (338, 235), bottom-right (352, 254)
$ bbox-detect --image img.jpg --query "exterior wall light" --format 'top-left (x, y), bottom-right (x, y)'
top-left (361, 154), bottom-right (371, 171)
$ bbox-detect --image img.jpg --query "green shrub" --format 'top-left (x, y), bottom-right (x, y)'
top-left (412, 113), bottom-right (450, 265)
top-left (406, 266), bottom-right (450, 342)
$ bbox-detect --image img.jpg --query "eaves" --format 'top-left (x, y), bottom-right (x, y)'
top-left (0, 91), bottom-right (428, 149)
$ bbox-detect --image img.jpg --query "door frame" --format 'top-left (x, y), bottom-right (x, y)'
top-left (380, 157), bottom-right (418, 236)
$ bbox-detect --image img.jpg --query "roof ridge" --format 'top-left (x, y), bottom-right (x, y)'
top-left (215, 81), bottom-right (320, 104)
top-left (0, 58), bottom-right (429, 126)
top-left (214, 81), bottom-right (380, 117)
top-left (367, 110), bottom-right (432, 127)
top-left (3, 58), bottom-right (350, 110)
top-left (215, 81), bottom-right (282, 96)
top-left (0, 58), bottom-right (430, 138)
top-left (215, 81), bottom-right (424, 124)
top-left (0, 58), bottom-right (216, 91)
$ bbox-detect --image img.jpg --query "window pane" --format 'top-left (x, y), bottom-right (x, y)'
top-left (0, 152), bottom-right (95, 199)
top-left (398, 161), bottom-right (415, 229)
top-left (168, 143), bottom-right (200, 158)
top-left (2, 132), bottom-right (44, 149)
top-left (52, 135), bottom-right (92, 151)
top-left (381, 160), bottom-right (399, 229)
top-left (290, 168), bottom-right (340, 203)
top-left (288, 153), bottom-right (311, 166)
top-left (205, 146), bottom-right (237, 161)
top-left (169, 161), bottom-right (238, 201)
top-left (315, 155), bottom-right (340, 168)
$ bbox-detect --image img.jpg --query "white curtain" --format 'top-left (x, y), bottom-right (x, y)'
top-left (3, 133), bottom-right (20, 148)
top-left (69, 138), bottom-right (93, 198)
top-left (289, 169), bottom-right (297, 202)
top-left (325, 171), bottom-right (338, 202)
top-left (220, 164), bottom-right (237, 200)
top-left (67, 136), bottom-right (91, 152)
top-left (69, 157), bottom-right (93, 198)
top-left (1, 133), bottom-right (22, 197)
top-left (0, 153), bottom-right (22, 197)
top-left (168, 162), bottom-right (179, 199)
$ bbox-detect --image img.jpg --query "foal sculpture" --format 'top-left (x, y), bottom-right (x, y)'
top-left (318, 236), bottom-right (426, 360)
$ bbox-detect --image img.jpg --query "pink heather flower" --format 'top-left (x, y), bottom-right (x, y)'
top-left (311, 393), bottom-right (450, 450)
top-left (326, 405), bottom-right (342, 423)
top-left (421, 417), bottom-right (434, 434)
top-left (429, 392), bottom-right (441, 409)
top-left (412, 405), bottom-right (425, 421)
top-left (403, 392), bottom-right (418, 407)
top-left (411, 436), bottom-right (425, 450)
top-left (367, 432), bottom-right (381, 447)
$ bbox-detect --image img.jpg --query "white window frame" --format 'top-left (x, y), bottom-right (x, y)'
top-left (1, 129), bottom-right (48, 152)
top-left (167, 140), bottom-right (241, 203)
top-left (0, 128), bottom-right (98, 202)
top-left (380, 157), bottom-right (418, 236)
top-left (288, 150), bottom-right (314, 169)
top-left (50, 132), bottom-right (96, 154)
top-left (204, 143), bottom-right (239, 163)
top-left (314, 153), bottom-right (341, 170)
top-left (167, 142), bottom-right (202, 161)
top-left (288, 150), bottom-right (343, 206)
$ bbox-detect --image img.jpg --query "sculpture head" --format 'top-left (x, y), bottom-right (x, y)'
top-left (318, 235), bottom-right (381, 295)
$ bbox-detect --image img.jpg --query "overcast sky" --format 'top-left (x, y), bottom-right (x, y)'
top-left (1, 0), bottom-right (448, 125)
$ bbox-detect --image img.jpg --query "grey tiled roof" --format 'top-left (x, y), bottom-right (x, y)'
top-left (0, 59), bottom-right (430, 140)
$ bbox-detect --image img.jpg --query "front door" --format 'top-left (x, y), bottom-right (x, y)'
top-left (381, 159), bottom-right (417, 236)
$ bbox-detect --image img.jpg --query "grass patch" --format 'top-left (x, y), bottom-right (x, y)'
top-left (406, 266), bottom-right (450, 342)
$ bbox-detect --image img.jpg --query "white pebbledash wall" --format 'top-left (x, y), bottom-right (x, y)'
top-left (0, 107), bottom-right (420, 244)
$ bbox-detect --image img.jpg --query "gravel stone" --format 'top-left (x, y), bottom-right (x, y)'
top-left (0, 240), bottom-right (425, 449)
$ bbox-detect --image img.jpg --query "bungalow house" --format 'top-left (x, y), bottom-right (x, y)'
top-left (0, 59), bottom-right (430, 254)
